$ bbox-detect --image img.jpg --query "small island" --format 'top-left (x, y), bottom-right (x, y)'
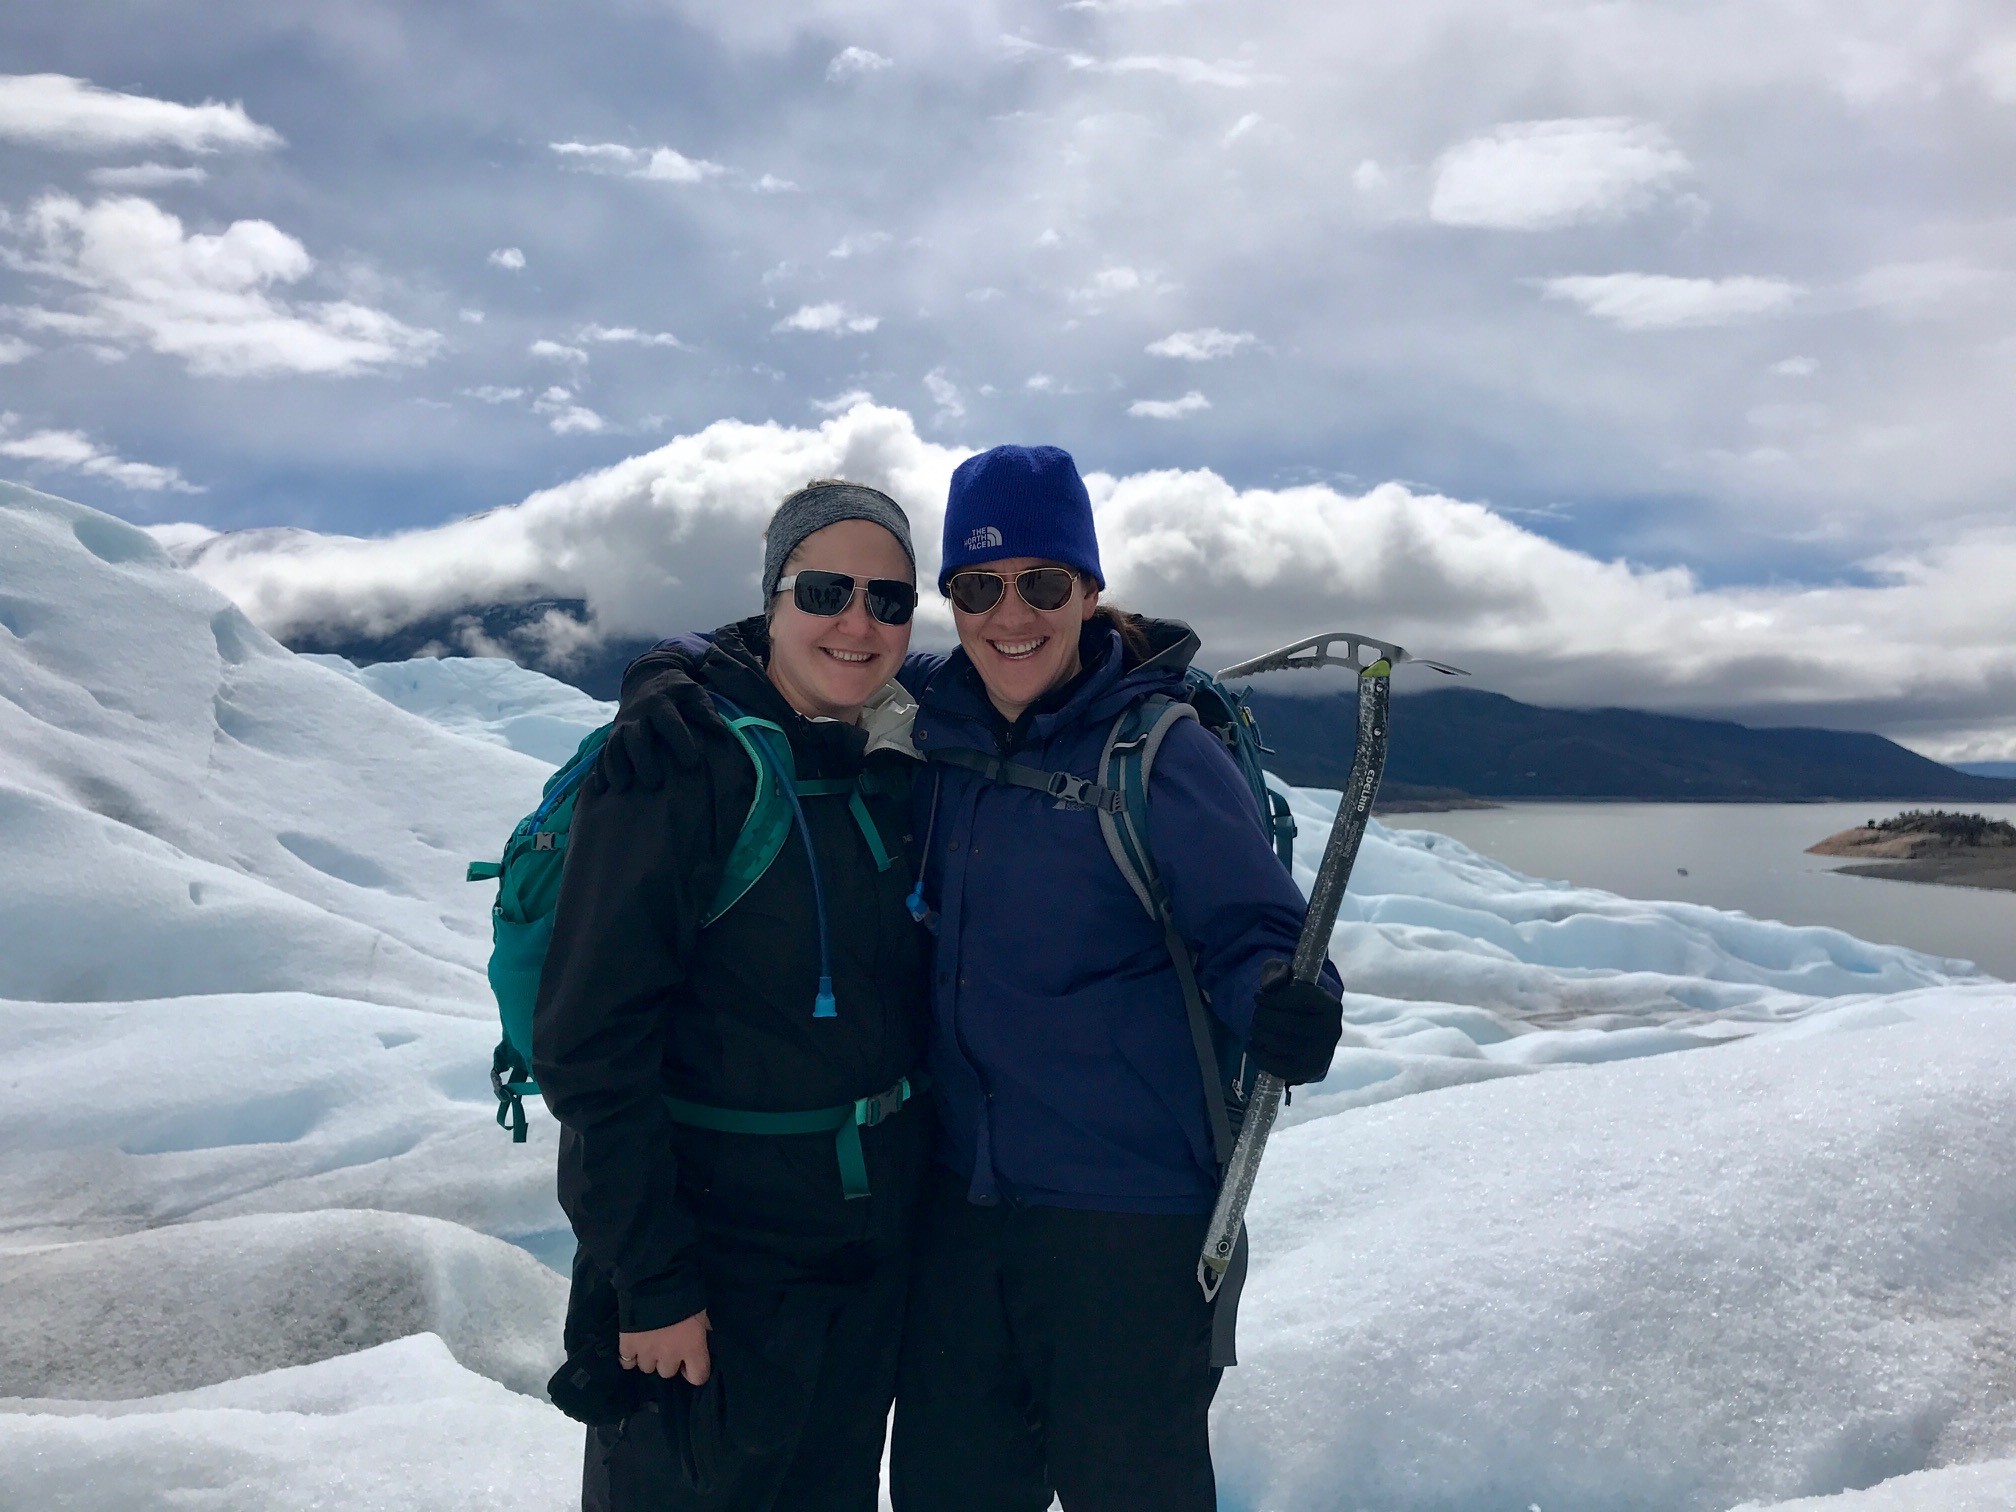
top-left (1809, 810), bottom-right (2016, 893)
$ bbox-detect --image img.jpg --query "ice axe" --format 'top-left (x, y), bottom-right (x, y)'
top-left (1199, 631), bottom-right (1468, 1299)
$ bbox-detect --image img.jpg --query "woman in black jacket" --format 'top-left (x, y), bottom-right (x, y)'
top-left (533, 482), bottom-right (933, 1511)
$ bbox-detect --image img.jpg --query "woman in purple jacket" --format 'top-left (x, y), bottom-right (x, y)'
top-left (601, 446), bottom-right (1344, 1511)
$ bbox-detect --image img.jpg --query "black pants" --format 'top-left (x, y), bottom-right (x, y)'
top-left (890, 1168), bottom-right (1219, 1512)
top-left (581, 1244), bottom-right (909, 1512)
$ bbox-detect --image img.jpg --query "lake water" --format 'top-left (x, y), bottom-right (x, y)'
top-left (1384, 801), bottom-right (2016, 981)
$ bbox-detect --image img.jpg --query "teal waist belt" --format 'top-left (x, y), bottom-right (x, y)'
top-left (661, 1073), bottom-right (927, 1201)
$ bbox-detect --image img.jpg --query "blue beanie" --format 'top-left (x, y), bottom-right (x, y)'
top-left (939, 444), bottom-right (1104, 590)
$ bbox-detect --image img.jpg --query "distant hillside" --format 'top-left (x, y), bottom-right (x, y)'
top-left (1244, 687), bottom-right (2016, 803)
top-left (1956, 761), bottom-right (2016, 780)
top-left (285, 599), bottom-right (646, 699)
top-left (291, 607), bottom-right (2016, 803)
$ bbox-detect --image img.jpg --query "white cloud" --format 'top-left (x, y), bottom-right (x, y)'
top-left (459, 309), bottom-right (485, 324)
top-left (812, 389), bottom-right (874, 413)
top-left (549, 141), bottom-right (724, 184)
top-left (579, 324), bottom-right (687, 349)
top-left (773, 302), bottom-right (879, 335)
top-left (751, 174), bottom-right (800, 194)
top-left (460, 385), bottom-right (525, 403)
top-left (923, 367), bottom-right (965, 424)
top-left (1146, 327), bottom-right (1255, 361)
top-left (0, 336), bottom-right (35, 365)
top-left (1541, 274), bottom-right (1803, 331)
top-left (1072, 265), bottom-right (1175, 304)
top-left (1352, 159), bottom-right (1388, 193)
top-left (1974, 38), bottom-right (2016, 103)
top-left (966, 287), bottom-right (1005, 303)
top-left (1063, 52), bottom-right (1255, 89)
top-left (529, 339), bottom-right (589, 366)
top-left (827, 47), bottom-right (894, 82)
top-left (1773, 356), bottom-right (1819, 378)
top-left (0, 418), bottom-right (198, 492)
top-left (487, 247), bottom-right (526, 270)
top-left (4, 194), bottom-right (440, 377)
top-left (1026, 373), bottom-right (1056, 393)
top-left (88, 163), bottom-right (208, 189)
top-left (0, 74), bottom-right (280, 153)
top-left (1129, 390), bottom-right (1211, 419)
top-left (533, 386), bottom-right (606, 434)
top-left (166, 402), bottom-right (2016, 754)
top-left (1224, 113), bottom-right (1262, 145)
top-left (1852, 260), bottom-right (2001, 314)
top-left (1034, 228), bottom-right (1062, 248)
top-left (828, 231), bottom-right (892, 260)
top-left (1431, 119), bottom-right (1691, 231)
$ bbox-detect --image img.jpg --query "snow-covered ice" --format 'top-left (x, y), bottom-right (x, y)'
top-left (1219, 986), bottom-right (2016, 1511)
top-left (5, 479), bottom-right (2015, 1510)
top-left (1731, 1456), bottom-right (2016, 1510)
top-left (0, 1336), bottom-right (581, 1512)
top-left (303, 652), bottom-right (613, 765)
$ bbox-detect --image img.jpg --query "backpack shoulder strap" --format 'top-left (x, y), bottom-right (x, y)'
top-left (1095, 696), bottom-right (1196, 919)
top-left (1095, 697), bottom-right (1234, 1167)
top-left (701, 705), bottom-right (798, 926)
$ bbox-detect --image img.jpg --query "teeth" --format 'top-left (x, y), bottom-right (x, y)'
top-left (992, 638), bottom-right (1044, 657)
top-left (822, 648), bottom-right (873, 662)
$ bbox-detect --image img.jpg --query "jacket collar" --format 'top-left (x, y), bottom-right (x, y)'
top-left (696, 616), bottom-right (918, 767)
top-left (913, 614), bottom-right (1199, 754)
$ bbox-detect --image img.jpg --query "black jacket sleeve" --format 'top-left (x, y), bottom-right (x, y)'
top-left (532, 738), bottom-right (749, 1331)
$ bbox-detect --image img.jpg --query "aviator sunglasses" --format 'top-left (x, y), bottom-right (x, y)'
top-left (944, 566), bottom-right (1080, 616)
top-left (775, 569), bottom-right (918, 626)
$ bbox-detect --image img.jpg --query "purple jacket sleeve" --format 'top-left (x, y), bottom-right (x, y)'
top-left (1143, 718), bottom-right (1343, 1039)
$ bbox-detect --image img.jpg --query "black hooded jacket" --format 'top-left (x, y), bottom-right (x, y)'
top-left (533, 618), bottom-right (932, 1332)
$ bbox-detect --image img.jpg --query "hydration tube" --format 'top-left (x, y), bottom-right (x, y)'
top-left (752, 730), bottom-right (839, 1019)
top-left (905, 768), bottom-right (944, 927)
top-left (713, 694), bottom-right (841, 1022)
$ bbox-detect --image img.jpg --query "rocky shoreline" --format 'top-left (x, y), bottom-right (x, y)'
top-left (1809, 810), bottom-right (2016, 894)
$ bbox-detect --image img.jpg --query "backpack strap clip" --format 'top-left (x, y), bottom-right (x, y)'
top-left (853, 1074), bottom-right (914, 1128)
top-left (1045, 768), bottom-right (1123, 811)
top-left (928, 746), bottom-right (1125, 813)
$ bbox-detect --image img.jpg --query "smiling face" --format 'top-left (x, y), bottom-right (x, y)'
top-left (764, 517), bottom-right (914, 722)
top-left (950, 555), bottom-right (1099, 723)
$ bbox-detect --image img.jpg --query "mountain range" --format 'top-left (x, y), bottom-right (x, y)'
top-left (290, 600), bottom-right (2016, 804)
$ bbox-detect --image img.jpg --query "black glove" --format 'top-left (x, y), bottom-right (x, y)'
top-left (1245, 959), bottom-right (1343, 1086)
top-left (591, 662), bottom-right (717, 795)
top-left (548, 1332), bottom-right (648, 1426)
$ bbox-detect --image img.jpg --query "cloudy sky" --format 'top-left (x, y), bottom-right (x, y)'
top-left (1, 3), bottom-right (2012, 754)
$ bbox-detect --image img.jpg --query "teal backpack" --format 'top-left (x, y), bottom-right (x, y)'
top-left (467, 698), bottom-right (901, 1144)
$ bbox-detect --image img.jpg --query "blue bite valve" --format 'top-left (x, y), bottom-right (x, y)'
top-left (906, 885), bottom-right (926, 922)
top-left (813, 976), bottom-right (837, 1019)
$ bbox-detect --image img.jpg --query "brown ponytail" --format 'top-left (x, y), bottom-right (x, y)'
top-left (1090, 603), bottom-right (1153, 659)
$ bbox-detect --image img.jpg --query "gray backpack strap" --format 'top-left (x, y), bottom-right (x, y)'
top-left (1096, 700), bottom-right (1233, 1170)
top-left (1095, 699), bottom-right (1196, 918)
top-left (1099, 697), bottom-right (1248, 1366)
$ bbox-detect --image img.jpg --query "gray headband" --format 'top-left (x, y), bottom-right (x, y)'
top-left (761, 481), bottom-right (916, 606)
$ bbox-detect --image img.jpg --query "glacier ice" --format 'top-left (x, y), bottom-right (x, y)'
top-left (5, 479), bottom-right (2016, 1511)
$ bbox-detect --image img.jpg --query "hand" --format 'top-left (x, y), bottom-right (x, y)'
top-left (1246, 959), bottom-right (1343, 1086)
top-left (592, 661), bottom-right (716, 794)
top-left (620, 1310), bottom-right (711, 1384)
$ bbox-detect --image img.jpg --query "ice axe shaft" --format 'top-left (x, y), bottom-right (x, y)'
top-left (1198, 631), bottom-right (1466, 1300)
